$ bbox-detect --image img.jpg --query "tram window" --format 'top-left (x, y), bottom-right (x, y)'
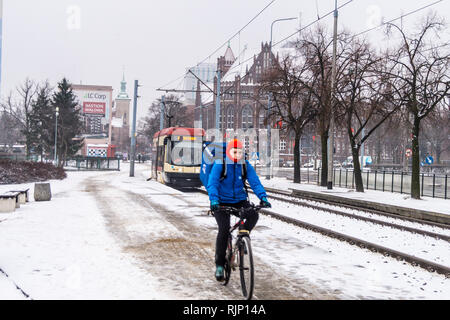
top-left (171, 140), bottom-right (202, 166)
top-left (157, 145), bottom-right (164, 167)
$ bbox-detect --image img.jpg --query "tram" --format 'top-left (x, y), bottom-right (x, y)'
top-left (152, 127), bottom-right (206, 188)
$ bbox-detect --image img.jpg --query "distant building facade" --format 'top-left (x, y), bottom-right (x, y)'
top-left (72, 84), bottom-right (115, 157)
top-left (184, 62), bottom-right (216, 103)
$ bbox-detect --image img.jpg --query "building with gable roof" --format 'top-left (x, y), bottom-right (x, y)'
top-left (194, 43), bottom-right (308, 163)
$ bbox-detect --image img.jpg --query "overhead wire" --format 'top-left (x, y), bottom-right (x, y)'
top-left (351, 0), bottom-right (445, 39)
top-left (158, 0), bottom-right (276, 91)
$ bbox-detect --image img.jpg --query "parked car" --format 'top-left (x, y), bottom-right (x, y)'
top-left (283, 160), bottom-right (294, 167)
top-left (303, 162), bottom-right (314, 168)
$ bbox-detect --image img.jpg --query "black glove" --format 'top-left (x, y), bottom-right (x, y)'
top-left (260, 197), bottom-right (271, 208)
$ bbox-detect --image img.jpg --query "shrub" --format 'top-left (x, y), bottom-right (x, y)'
top-left (0, 160), bottom-right (66, 184)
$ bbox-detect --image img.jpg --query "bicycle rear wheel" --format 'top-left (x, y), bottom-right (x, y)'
top-left (238, 236), bottom-right (254, 300)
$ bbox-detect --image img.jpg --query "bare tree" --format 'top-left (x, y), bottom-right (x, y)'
top-left (294, 25), bottom-right (349, 186)
top-left (421, 104), bottom-right (450, 165)
top-left (334, 39), bottom-right (401, 192)
top-left (139, 94), bottom-right (193, 141)
top-left (385, 13), bottom-right (450, 199)
top-left (0, 111), bottom-right (23, 148)
top-left (260, 50), bottom-right (318, 183)
top-left (0, 78), bottom-right (39, 158)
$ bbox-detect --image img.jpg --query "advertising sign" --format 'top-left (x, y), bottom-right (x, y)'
top-left (75, 91), bottom-right (110, 116)
top-left (73, 87), bottom-right (112, 135)
top-left (83, 101), bottom-right (106, 115)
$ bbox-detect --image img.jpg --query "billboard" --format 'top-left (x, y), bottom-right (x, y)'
top-left (83, 101), bottom-right (106, 115)
top-left (73, 87), bottom-right (112, 136)
top-left (75, 91), bottom-right (110, 116)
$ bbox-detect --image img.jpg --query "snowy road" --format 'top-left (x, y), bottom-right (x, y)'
top-left (0, 163), bottom-right (449, 299)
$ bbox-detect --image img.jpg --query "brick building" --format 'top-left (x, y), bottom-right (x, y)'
top-left (194, 43), bottom-right (315, 163)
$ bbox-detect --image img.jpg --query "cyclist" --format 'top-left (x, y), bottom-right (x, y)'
top-left (208, 138), bottom-right (271, 282)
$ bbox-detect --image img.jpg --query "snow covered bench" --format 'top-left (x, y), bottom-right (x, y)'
top-left (0, 192), bottom-right (20, 213)
top-left (8, 188), bottom-right (29, 204)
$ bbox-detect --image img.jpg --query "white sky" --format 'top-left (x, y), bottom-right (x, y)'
top-left (1, 0), bottom-right (449, 120)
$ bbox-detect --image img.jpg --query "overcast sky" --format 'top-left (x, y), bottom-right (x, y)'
top-left (1, 0), bottom-right (449, 120)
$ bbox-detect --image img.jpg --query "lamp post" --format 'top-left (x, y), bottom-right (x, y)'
top-left (267, 17), bottom-right (297, 180)
top-left (327, 0), bottom-right (338, 189)
top-left (54, 107), bottom-right (59, 165)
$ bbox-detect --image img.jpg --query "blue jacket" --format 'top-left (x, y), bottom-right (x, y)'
top-left (207, 159), bottom-right (267, 204)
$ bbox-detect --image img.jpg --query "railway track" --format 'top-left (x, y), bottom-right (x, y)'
top-left (266, 187), bottom-right (450, 228)
top-left (195, 188), bottom-right (450, 277)
top-left (262, 189), bottom-right (450, 242)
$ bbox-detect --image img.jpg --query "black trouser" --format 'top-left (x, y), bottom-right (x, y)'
top-left (214, 200), bottom-right (259, 267)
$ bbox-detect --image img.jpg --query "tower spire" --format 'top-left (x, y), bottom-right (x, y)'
top-left (117, 68), bottom-right (129, 99)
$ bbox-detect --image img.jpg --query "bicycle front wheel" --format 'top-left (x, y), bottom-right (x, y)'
top-left (238, 236), bottom-right (254, 300)
top-left (223, 236), bottom-right (232, 286)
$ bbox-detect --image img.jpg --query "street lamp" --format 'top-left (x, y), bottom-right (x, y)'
top-left (266, 17), bottom-right (297, 180)
top-left (54, 107), bottom-right (59, 165)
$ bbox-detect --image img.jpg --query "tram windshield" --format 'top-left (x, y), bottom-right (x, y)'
top-left (170, 139), bottom-right (203, 166)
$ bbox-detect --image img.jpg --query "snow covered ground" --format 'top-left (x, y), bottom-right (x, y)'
top-left (0, 163), bottom-right (449, 300)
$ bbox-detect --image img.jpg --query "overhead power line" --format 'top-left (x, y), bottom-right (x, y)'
top-left (352, 0), bottom-right (445, 39)
top-left (158, 0), bottom-right (276, 91)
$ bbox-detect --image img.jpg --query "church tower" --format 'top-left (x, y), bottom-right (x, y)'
top-left (217, 43), bottom-right (236, 74)
top-left (111, 73), bottom-right (131, 154)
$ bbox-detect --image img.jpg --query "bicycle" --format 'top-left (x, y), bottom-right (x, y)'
top-left (215, 203), bottom-right (263, 300)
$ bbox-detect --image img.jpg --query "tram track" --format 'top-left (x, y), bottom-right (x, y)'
top-left (195, 188), bottom-right (450, 277)
top-left (267, 186), bottom-right (450, 229)
top-left (262, 190), bottom-right (450, 242)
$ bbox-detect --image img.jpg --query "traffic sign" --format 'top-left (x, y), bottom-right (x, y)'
top-left (425, 155), bottom-right (434, 165)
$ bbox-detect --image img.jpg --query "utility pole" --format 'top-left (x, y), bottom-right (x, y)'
top-left (215, 70), bottom-right (221, 133)
top-left (54, 107), bottom-right (59, 165)
top-left (160, 95), bottom-right (165, 130)
top-left (268, 17), bottom-right (297, 180)
top-left (266, 93), bottom-right (272, 180)
top-left (327, 0), bottom-right (338, 189)
top-left (130, 80), bottom-right (140, 177)
top-left (360, 124), bottom-right (365, 170)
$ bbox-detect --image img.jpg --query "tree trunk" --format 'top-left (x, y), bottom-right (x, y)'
top-left (411, 116), bottom-right (421, 199)
top-left (293, 134), bottom-right (301, 183)
top-left (435, 142), bottom-right (441, 164)
top-left (351, 144), bottom-right (364, 192)
top-left (320, 132), bottom-right (328, 187)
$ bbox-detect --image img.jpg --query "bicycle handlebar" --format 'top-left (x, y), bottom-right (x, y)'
top-left (217, 204), bottom-right (264, 215)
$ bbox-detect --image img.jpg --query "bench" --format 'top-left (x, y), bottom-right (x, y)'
top-left (0, 192), bottom-right (20, 213)
top-left (9, 188), bottom-right (29, 204)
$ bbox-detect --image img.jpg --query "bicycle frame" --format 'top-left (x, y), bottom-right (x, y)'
top-left (218, 203), bottom-right (262, 300)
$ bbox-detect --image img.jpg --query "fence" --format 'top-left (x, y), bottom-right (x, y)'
top-left (0, 154), bottom-right (27, 161)
top-left (255, 166), bottom-right (449, 199)
top-left (64, 157), bottom-right (121, 171)
top-left (315, 168), bottom-right (449, 200)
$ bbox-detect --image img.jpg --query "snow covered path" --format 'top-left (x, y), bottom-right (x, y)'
top-left (0, 169), bottom-right (169, 300)
top-left (0, 163), bottom-right (449, 299)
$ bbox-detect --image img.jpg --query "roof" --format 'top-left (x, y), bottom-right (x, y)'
top-left (224, 46), bottom-right (236, 63)
top-left (153, 127), bottom-right (206, 139)
top-left (222, 45), bottom-right (262, 83)
top-left (72, 84), bottom-right (113, 91)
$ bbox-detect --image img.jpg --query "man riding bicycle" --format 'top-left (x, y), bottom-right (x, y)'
top-left (207, 139), bottom-right (271, 282)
